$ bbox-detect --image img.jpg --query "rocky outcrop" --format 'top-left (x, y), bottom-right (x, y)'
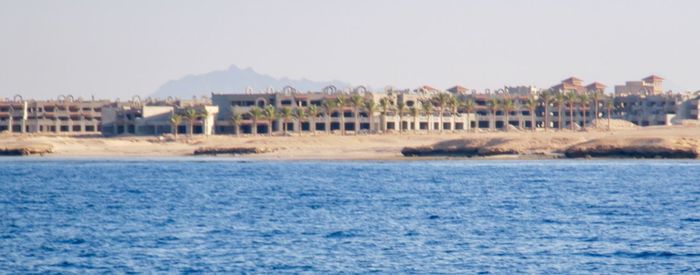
top-left (402, 136), bottom-right (700, 159)
top-left (401, 137), bottom-right (542, 157)
top-left (564, 138), bottom-right (699, 159)
top-left (0, 144), bottom-right (53, 156)
top-left (193, 147), bottom-right (274, 155)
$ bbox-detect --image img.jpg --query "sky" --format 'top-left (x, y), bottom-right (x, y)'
top-left (1, 0), bottom-right (699, 99)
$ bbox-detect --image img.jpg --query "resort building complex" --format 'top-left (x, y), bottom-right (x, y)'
top-left (2, 75), bottom-right (699, 136)
top-left (0, 96), bottom-right (109, 134)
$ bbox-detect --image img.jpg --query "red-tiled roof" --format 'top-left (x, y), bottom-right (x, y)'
top-left (562, 76), bottom-right (583, 83)
top-left (585, 82), bottom-right (607, 89)
top-left (643, 75), bottom-right (664, 81)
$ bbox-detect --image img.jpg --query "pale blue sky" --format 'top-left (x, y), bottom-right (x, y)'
top-left (1, 0), bottom-right (699, 99)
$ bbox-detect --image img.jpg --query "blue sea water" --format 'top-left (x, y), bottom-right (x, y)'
top-left (1, 158), bottom-right (699, 273)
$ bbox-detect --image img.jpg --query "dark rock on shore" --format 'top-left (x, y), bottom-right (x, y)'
top-left (0, 145), bottom-right (53, 156)
top-left (193, 147), bottom-right (273, 156)
top-left (401, 146), bottom-right (480, 157)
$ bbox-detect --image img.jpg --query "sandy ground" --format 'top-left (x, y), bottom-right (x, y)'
top-left (1, 125), bottom-right (699, 160)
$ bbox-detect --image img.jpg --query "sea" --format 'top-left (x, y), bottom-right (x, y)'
top-left (1, 158), bottom-right (699, 273)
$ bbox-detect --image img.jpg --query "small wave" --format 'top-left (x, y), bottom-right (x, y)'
top-left (681, 217), bottom-right (700, 222)
top-left (58, 238), bottom-right (86, 245)
top-left (325, 230), bottom-right (358, 239)
top-left (582, 251), bottom-right (700, 259)
top-left (271, 264), bottom-right (313, 271)
top-left (428, 215), bottom-right (440, 220)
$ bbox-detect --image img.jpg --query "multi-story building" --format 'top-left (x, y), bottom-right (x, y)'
top-left (615, 75), bottom-right (664, 96)
top-left (100, 99), bottom-right (218, 136)
top-left (0, 96), bottom-right (109, 134)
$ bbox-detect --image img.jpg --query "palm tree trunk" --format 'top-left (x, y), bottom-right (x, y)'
top-left (325, 115), bottom-right (330, 134)
top-left (354, 108), bottom-right (359, 135)
top-left (414, 116), bottom-right (418, 133)
top-left (268, 120), bottom-right (273, 136)
top-left (544, 104), bottom-right (549, 132)
top-left (531, 112), bottom-right (535, 131)
top-left (569, 104), bottom-right (574, 130)
top-left (582, 107), bottom-right (587, 129)
top-left (594, 101), bottom-right (599, 128)
top-left (252, 119), bottom-right (257, 135)
top-left (558, 104), bottom-right (563, 130)
top-left (311, 117), bottom-right (316, 135)
top-left (235, 125), bottom-right (240, 137)
top-left (466, 115), bottom-right (470, 132)
top-left (340, 111), bottom-right (345, 135)
top-left (427, 115), bottom-right (431, 133)
top-left (607, 107), bottom-right (612, 131)
top-left (398, 115), bottom-right (403, 132)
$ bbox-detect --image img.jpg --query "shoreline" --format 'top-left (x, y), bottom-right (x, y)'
top-left (1, 126), bottom-right (699, 160)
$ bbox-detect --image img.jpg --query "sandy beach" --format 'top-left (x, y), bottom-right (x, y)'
top-left (1, 125), bottom-right (699, 160)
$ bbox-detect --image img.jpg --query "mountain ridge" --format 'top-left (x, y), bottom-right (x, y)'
top-left (151, 65), bottom-right (351, 99)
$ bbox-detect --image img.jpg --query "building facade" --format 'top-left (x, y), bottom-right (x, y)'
top-left (1, 97), bottom-right (109, 134)
top-left (100, 101), bottom-right (218, 136)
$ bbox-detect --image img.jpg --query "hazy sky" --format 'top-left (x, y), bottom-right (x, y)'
top-left (1, 0), bottom-right (699, 99)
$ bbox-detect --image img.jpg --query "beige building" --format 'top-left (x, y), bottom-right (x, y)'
top-left (101, 101), bottom-right (218, 136)
top-left (1, 96), bottom-right (109, 134)
top-left (615, 75), bottom-right (664, 96)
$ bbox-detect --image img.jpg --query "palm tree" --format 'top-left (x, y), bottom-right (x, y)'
top-left (294, 107), bottom-right (306, 136)
top-left (462, 99), bottom-right (475, 132)
top-left (307, 105), bottom-right (319, 135)
top-left (421, 100), bottom-right (433, 133)
top-left (249, 107), bottom-right (263, 135)
top-left (263, 104), bottom-right (276, 136)
top-left (488, 98), bottom-right (500, 130)
top-left (591, 89), bottom-right (603, 128)
top-left (379, 97), bottom-right (391, 133)
top-left (321, 100), bottom-right (335, 134)
top-left (448, 95), bottom-right (458, 132)
top-left (336, 95), bottom-right (347, 135)
top-left (525, 97), bottom-right (537, 131)
top-left (280, 107), bottom-right (293, 135)
top-left (350, 94), bottom-right (364, 135)
top-left (199, 108), bottom-right (209, 136)
top-left (555, 92), bottom-right (565, 130)
top-left (540, 90), bottom-right (552, 131)
top-left (364, 99), bottom-right (378, 134)
top-left (396, 101), bottom-right (407, 132)
top-left (170, 114), bottom-right (182, 138)
top-left (606, 99), bottom-right (614, 131)
top-left (409, 106), bottom-right (420, 133)
top-left (231, 113), bottom-right (242, 137)
top-left (502, 98), bottom-right (515, 132)
top-left (435, 93), bottom-right (450, 132)
top-left (579, 93), bottom-right (590, 129)
top-left (184, 108), bottom-right (198, 137)
top-left (565, 91), bottom-right (577, 130)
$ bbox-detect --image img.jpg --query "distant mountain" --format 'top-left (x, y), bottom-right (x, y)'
top-left (151, 65), bottom-right (351, 99)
